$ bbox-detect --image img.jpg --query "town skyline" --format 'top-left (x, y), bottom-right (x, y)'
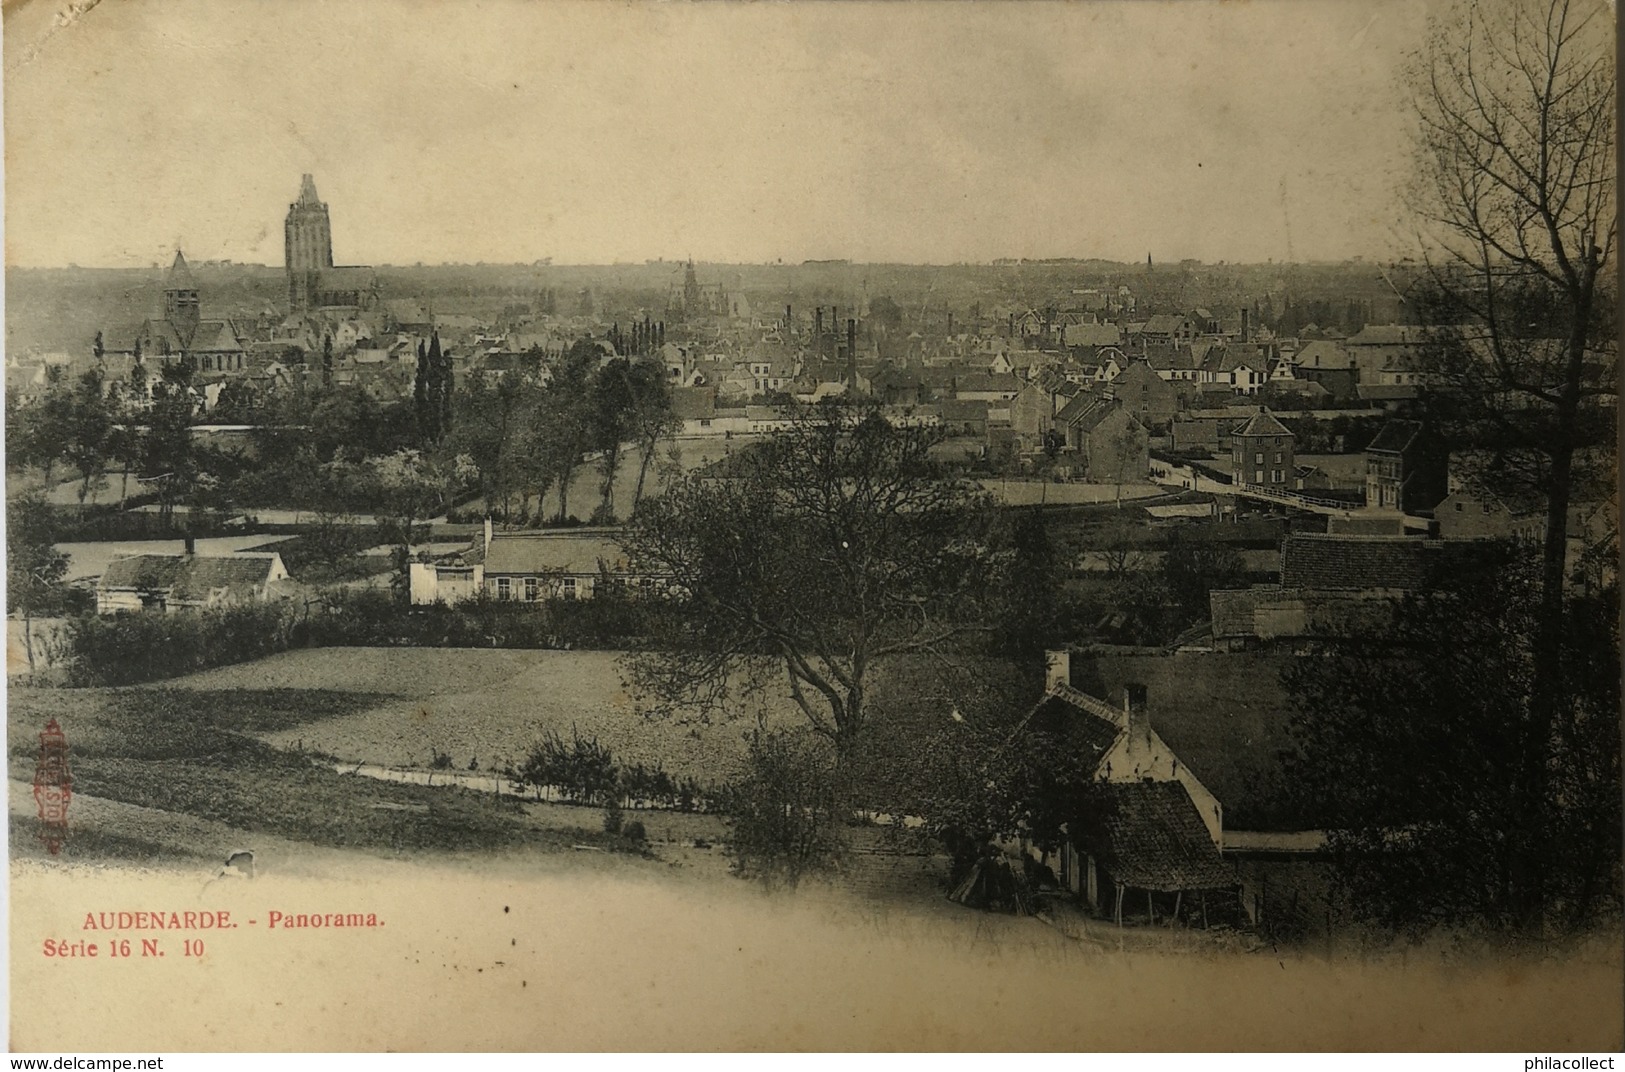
top-left (7, 0), bottom-right (1441, 270)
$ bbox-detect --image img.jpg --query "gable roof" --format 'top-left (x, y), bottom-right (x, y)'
top-left (1141, 314), bottom-right (1191, 336)
top-left (1072, 781), bottom-right (1235, 892)
top-left (1020, 687), bottom-right (1125, 765)
top-left (1346, 324), bottom-right (1427, 347)
top-left (670, 386), bottom-right (717, 420)
top-left (1365, 419), bottom-right (1424, 454)
top-left (99, 553), bottom-right (284, 601)
top-left (483, 532), bottom-right (633, 576)
top-left (187, 320), bottom-right (243, 353)
top-left (1280, 533), bottom-right (1447, 591)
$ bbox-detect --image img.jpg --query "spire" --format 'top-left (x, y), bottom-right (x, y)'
top-left (297, 173), bottom-right (321, 205)
top-left (165, 249), bottom-right (196, 291)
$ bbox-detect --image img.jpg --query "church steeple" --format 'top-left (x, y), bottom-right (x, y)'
top-left (163, 250), bottom-right (200, 346)
top-left (286, 173), bottom-right (334, 309)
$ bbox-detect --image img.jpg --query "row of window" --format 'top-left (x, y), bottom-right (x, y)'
top-left (495, 576), bottom-right (573, 601)
top-left (491, 575), bottom-right (659, 601)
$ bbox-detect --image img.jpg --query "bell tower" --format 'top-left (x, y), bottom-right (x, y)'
top-left (285, 173), bottom-right (334, 310)
top-left (163, 250), bottom-right (201, 346)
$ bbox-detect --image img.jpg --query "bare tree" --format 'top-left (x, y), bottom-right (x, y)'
top-left (623, 401), bottom-right (998, 757)
top-left (1405, 0), bottom-right (1615, 931)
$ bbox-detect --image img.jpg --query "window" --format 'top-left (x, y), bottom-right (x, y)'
top-left (1455, 501), bottom-right (1464, 512)
top-left (1482, 503), bottom-right (1492, 514)
top-left (1254, 469), bottom-right (1264, 484)
top-left (524, 577), bottom-right (539, 602)
top-left (496, 578), bottom-right (511, 601)
top-left (562, 577), bottom-right (577, 600)
top-left (1254, 452), bottom-right (1264, 464)
top-left (1272, 469), bottom-right (1283, 483)
top-left (1274, 437), bottom-right (1282, 446)
top-left (1274, 452), bottom-right (1283, 464)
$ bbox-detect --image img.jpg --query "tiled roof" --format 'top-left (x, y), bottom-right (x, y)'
top-left (99, 553), bottom-right (283, 601)
top-left (954, 372), bottom-right (1021, 394)
top-left (1294, 340), bottom-right (1352, 369)
top-left (1141, 314), bottom-right (1190, 336)
top-left (1365, 419), bottom-right (1423, 454)
top-left (1356, 384), bottom-right (1420, 401)
top-left (1233, 410), bottom-right (1292, 438)
top-left (1021, 691), bottom-right (1123, 763)
top-left (1280, 534), bottom-right (1441, 591)
top-left (939, 399), bottom-right (990, 421)
top-left (1346, 324), bottom-right (1426, 347)
top-left (1065, 323), bottom-right (1123, 347)
top-left (188, 320), bottom-right (242, 352)
top-left (483, 532), bottom-right (632, 576)
top-left (670, 386), bottom-right (717, 420)
top-left (1209, 587), bottom-right (1274, 639)
top-left (1074, 781), bottom-right (1235, 892)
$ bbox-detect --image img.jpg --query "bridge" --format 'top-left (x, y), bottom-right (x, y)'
top-left (1153, 463), bottom-right (1430, 529)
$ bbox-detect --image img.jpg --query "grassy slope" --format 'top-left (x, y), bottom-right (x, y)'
top-left (7, 684), bottom-right (634, 855)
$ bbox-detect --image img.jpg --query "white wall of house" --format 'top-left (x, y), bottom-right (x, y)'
top-left (410, 562), bottom-right (486, 605)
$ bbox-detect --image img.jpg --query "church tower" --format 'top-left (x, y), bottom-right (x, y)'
top-left (163, 250), bottom-right (201, 346)
top-left (285, 173), bottom-right (334, 310)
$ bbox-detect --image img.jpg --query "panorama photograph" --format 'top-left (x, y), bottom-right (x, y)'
top-left (3, 0), bottom-right (1619, 1053)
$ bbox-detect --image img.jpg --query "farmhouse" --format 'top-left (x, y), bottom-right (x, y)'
top-left (1017, 652), bottom-right (1234, 925)
top-left (96, 549), bottom-right (291, 615)
top-left (410, 525), bottom-right (665, 604)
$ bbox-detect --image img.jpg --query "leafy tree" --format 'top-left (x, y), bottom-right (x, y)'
top-left (141, 361), bottom-right (199, 523)
top-left (589, 357), bottom-right (638, 520)
top-left (1280, 548), bottom-right (1620, 937)
top-left (1404, 0), bottom-right (1616, 931)
top-left (364, 449), bottom-right (473, 589)
top-left (6, 493), bottom-right (71, 673)
top-left (63, 370), bottom-right (113, 511)
top-left (624, 401), bottom-right (997, 756)
top-left (9, 365), bottom-right (73, 486)
top-left (447, 372), bottom-right (527, 520)
top-left (624, 359), bottom-right (678, 512)
top-left (1159, 529), bottom-right (1246, 628)
top-left (991, 510), bottom-right (1075, 665)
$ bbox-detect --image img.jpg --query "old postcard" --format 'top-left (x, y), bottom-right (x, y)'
top-left (4, 0), bottom-right (1620, 1053)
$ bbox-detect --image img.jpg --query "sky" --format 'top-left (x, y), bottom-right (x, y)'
top-left (4, 0), bottom-right (1441, 268)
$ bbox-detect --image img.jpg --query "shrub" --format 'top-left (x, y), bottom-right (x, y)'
top-left (512, 726), bottom-right (620, 805)
top-left (602, 799), bottom-right (625, 835)
top-left (720, 730), bottom-right (847, 888)
top-left (53, 602), bottom-right (300, 687)
top-left (622, 820), bottom-right (647, 843)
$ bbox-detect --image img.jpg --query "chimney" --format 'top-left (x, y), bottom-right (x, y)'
top-left (1240, 307), bottom-right (1250, 344)
top-left (785, 305), bottom-right (792, 332)
top-left (1123, 683), bottom-right (1150, 744)
top-left (815, 307), bottom-right (823, 343)
top-left (947, 311), bottom-right (954, 336)
top-left (484, 516), bottom-right (493, 554)
top-left (1045, 650), bottom-right (1070, 691)
top-left (847, 318), bottom-right (857, 371)
top-left (183, 535), bottom-right (196, 557)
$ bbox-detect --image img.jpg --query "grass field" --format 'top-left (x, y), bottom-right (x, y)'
top-left (123, 647), bottom-right (807, 783)
top-left (5, 680), bottom-right (644, 857)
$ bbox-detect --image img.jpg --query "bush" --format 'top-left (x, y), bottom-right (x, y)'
top-left (512, 726), bottom-right (620, 805)
top-left (719, 730), bottom-right (847, 888)
top-left (53, 602), bottom-right (300, 687)
top-left (622, 820), bottom-right (647, 843)
top-left (602, 799), bottom-right (625, 834)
